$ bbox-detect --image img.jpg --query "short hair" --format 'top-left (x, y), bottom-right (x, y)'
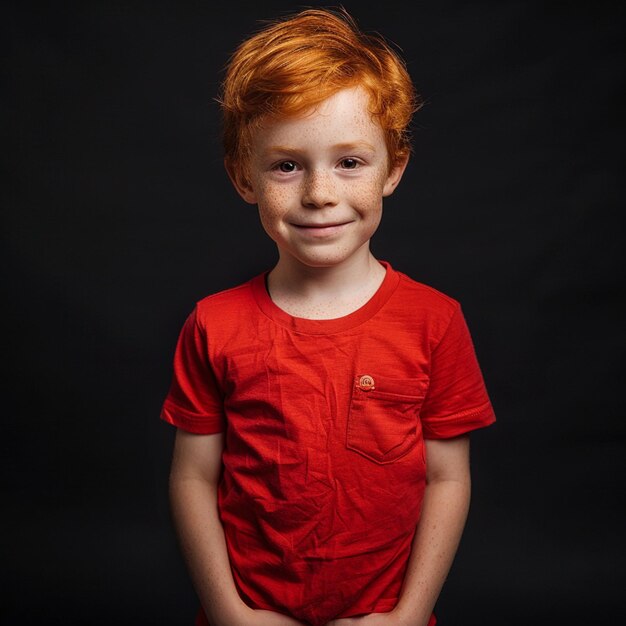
top-left (219, 8), bottom-right (421, 184)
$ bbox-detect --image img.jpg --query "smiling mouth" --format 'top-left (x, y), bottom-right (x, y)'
top-left (292, 221), bottom-right (352, 229)
top-left (291, 222), bottom-right (352, 237)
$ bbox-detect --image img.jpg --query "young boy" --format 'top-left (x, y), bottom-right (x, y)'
top-left (161, 9), bottom-right (495, 626)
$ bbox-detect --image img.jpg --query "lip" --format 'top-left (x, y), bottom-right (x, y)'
top-left (291, 221), bottom-right (352, 237)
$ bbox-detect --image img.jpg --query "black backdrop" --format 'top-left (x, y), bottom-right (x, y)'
top-left (3, 1), bottom-right (625, 624)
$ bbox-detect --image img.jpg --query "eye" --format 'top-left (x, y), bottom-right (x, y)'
top-left (339, 158), bottom-right (360, 170)
top-left (277, 161), bottom-right (298, 173)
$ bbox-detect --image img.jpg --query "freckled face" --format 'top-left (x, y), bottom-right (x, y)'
top-left (232, 87), bottom-right (407, 270)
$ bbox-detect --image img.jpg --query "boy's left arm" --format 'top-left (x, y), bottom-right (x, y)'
top-left (327, 434), bottom-right (471, 626)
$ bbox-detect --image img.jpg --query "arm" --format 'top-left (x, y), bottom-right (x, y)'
top-left (327, 434), bottom-right (471, 626)
top-left (169, 429), bottom-right (305, 626)
top-left (391, 434), bottom-right (471, 625)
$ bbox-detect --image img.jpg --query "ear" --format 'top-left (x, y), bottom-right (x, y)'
top-left (225, 158), bottom-right (257, 204)
top-left (382, 156), bottom-right (409, 198)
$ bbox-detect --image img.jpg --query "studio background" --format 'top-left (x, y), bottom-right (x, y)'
top-left (3, 1), bottom-right (624, 624)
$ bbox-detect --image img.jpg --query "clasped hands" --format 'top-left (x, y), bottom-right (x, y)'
top-left (249, 608), bottom-right (415, 626)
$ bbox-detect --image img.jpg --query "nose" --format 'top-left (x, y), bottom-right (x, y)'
top-left (301, 169), bottom-right (338, 208)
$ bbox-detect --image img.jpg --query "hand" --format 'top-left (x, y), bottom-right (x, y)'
top-left (325, 612), bottom-right (422, 626)
top-left (325, 613), bottom-right (398, 626)
top-left (245, 608), bottom-right (308, 626)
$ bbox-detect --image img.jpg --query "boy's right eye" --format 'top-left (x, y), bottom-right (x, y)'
top-left (277, 161), bottom-right (298, 173)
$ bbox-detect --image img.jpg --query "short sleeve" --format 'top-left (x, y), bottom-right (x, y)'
top-left (420, 304), bottom-right (495, 439)
top-left (160, 307), bottom-right (225, 434)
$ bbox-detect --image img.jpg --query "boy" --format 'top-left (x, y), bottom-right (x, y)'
top-left (161, 8), bottom-right (495, 626)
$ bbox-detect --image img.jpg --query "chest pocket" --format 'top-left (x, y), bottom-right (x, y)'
top-left (347, 375), bottom-right (429, 464)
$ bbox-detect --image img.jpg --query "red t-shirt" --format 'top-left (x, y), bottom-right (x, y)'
top-left (162, 262), bottom-right (495, 626)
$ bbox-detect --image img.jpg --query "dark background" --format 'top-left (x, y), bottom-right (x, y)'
top-left (3, 1), bottom-right (625, 624)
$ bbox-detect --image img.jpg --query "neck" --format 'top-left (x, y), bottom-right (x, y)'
top-left (266, 247), bottom-right (387, 319)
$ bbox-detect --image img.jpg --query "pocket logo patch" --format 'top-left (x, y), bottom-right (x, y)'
top-left (356, 374), bottom-right (376, 391)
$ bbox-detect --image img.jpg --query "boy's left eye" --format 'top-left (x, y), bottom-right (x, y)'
top-left (277, 161), bottom-right (298, 173)
top-left (339, 158), bottom-right (360, 170)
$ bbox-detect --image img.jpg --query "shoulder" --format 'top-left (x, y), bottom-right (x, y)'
top-left (190, 276), bottom-right (260, 333)
top-left (196, 280), bottom-right (253, 313)
top-left (380, 267), bottom-right (466, 348)
top-left (393, 269), bottom-right (460, 317)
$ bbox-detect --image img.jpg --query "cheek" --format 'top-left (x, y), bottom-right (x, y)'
top-left (257, 185), bottom-right (291, 232)
top-left (347, 175), bottom-right (386, 213)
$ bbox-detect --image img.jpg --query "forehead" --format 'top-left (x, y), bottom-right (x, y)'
top-left (250, 87), bottom-right (386, 152)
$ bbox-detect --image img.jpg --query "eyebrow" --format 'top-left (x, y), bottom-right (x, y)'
top-left (333, 141), bottom-right (377, 153)
top-left (265, 141), bottom-right (377, 155)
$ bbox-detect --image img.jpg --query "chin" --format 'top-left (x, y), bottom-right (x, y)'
top-left (281, 240), bottom-right (370, 269)
top-left (296, 253), bottom-right (354, 268)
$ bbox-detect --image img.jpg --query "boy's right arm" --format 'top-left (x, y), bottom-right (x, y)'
top-left (169, 429), bottom-right (305, 626)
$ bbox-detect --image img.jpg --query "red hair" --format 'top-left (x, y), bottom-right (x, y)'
top-left (219, 8), bottom-right (421, 184)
